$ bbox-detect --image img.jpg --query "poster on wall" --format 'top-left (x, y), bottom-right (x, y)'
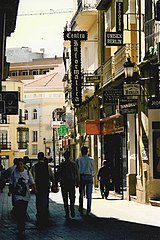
top-left (153, 131), bottom-right (160, 179)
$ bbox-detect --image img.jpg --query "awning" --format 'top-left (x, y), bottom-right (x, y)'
top-left (86, 114), bottom-right (124, 135)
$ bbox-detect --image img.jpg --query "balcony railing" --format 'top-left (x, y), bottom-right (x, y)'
top-left (0, 142), bottom-right (11, 150)
top-left (18, 142), bottom-right (28, 149)
top-left (0, 115), bottom-right (10, 124)
top-left (70, 0), bottom-right (98, 29)
top-left (114, 44), bottom-right (138, 79)
top-left (102, 56), bottom-right (115, 87)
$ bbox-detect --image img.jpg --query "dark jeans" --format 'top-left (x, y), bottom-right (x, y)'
top-left (36, 189), bottom-right (49, 224)
top-left (61, 183), bottom-right (76, 217)
top-left (79, 175), bottom-right (93, 213)
top-left (14, 200), bottom-right (28, 232)
top-left (100, 181), bottom-right (110, 199)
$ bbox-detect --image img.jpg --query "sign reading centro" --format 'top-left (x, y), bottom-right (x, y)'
top-left (64, 31), bottom-right (88, 41)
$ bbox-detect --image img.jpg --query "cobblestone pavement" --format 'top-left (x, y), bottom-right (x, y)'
top-left (0, 186), bottom-right (160, 240)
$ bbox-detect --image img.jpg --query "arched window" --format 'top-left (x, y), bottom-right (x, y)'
top-left (33, 109), bottom-right (37, 119)
top-left (24, 110), bottom-right (28, 120)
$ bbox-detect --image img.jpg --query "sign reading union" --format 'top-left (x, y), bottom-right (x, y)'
top-left (64, 31), bottom-right (88, 41)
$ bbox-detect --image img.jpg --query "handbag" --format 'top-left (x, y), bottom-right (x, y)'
top-left (51, 182), bottom-right (59, 193)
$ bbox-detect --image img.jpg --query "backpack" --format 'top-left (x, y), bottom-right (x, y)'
top-left (35, 162), bottom-right (50, 191)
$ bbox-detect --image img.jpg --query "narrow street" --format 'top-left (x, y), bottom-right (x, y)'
top-left (0, 186), bottom-right (160, 240)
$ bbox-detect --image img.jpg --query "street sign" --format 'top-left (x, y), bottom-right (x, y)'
top-left (123, 83), bottom-right (141, 96)
top-left (58, 125), bottom-right (68, 136)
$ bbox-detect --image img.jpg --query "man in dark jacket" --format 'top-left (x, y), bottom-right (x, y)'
top-left (57, 150), bottom-right (80, 219)
top-left (97, 160), bottom-right (112, 199)
top-left (31, 152), bottom-right (54, 226)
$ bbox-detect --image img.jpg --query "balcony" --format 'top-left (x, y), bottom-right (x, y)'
top-left (102, 56), bottom-right (115, 87)
top-left (71, 0), bottom-right (98, 30)
top-left (0, 142), bottom-right (11, 150)
top-left (0, 115), bottom-right (10, 124)
top-left (114, 44), bottom-right (138, 79)
top-left (18, 142), bottom-right (28, 149)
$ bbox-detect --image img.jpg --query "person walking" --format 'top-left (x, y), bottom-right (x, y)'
top-left (56, 150), bottom-right (80, 219)
top-left (31, 152), bottom-right (54, 227)
top-left (97, 160), bottom-right (112, 199)
top-left (76, 146), bottom-right (94, 216)
top-left (9, 158), bottom-right (36, 237)
top-left (7, 158), bottom-right (18, 215)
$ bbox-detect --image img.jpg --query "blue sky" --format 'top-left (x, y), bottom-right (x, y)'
top-left (6, 0), bottom-right (75, 57)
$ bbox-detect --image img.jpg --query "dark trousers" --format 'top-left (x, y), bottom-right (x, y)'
top-left (79, 175), bottom-right (93, 213)
top-left (14, 200), bottom-right (28, 232)
top-left (36, 189), bottom-right (49, 224)
top-left (61, 184), bottom-right (75, 216)
top-left (100, 181), bottom-right (110, 199)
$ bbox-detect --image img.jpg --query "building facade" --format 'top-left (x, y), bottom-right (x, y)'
top-left (63, 0), bottom-right (160, 204)
top-left (9, 56), bottom-right (65, 163)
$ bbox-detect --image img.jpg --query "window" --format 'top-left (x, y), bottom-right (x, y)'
top-left (24, 110), bottom-right (28, 120)
top-left (33, 109), bottom-right (37, 119)
top-left (22, 71), bottom-right (29, 76)
top-left (11, 71), bottom-right (18, 76)
top-left (32, 70), bottom-right (38, 75)
top-left (32, 131), bottom-right (38, 142)
top-left (32, 144), bottom-right (38, 155)
top-left (0, 130), bottom-right (8, 142)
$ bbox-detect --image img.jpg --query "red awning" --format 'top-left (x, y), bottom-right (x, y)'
top-left (86, 120), bottom-right (100, 135)
top-left (85, 114), bottom-right (124, 135)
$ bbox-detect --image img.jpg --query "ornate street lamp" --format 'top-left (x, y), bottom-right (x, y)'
top-left (123, 57), bottom-right (134, 79)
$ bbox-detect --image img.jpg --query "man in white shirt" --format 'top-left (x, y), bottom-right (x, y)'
top-left (76, 146), bottom-right (94, 216)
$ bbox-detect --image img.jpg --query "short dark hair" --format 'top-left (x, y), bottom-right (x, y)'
top-left (64, 150), bottom-right (70, 160)
top-left (81, 146), bottom-right (88, 155)
top-left (38, 152), bottom-right (44, 161)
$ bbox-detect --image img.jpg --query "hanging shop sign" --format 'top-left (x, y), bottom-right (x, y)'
top-left (123, 83), bottom-right (141, 96)
top-left (148, 97), bottom-right (160, 109)
top-left (0, 91), bottom-right (19, 115)
top-left (120, 99), bottom-right (138, 114)
top-left (86, 75), bottom-right (101, 83)
top-left (71, 40), bottom-right (82, 105)
top-left (0, 101), bottom-right (5, 114)
top-left (116, 1), bottom-right (123, 32)
top-left (105, 1), bottom-right (123, 46)
top-left (106, 32), bottom-right (123, 46)
top-left (64, 31), bottom-right (88, 41)
top-left (64, 31), bottom-right (88, 106)
top-left (58, 125), bottom-right (68, 136)
top-left (103, 89), bottom-right (122, 103)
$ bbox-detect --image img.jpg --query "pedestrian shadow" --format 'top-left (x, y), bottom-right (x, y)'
top-left (1, 187), bottom-right (160, 240)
